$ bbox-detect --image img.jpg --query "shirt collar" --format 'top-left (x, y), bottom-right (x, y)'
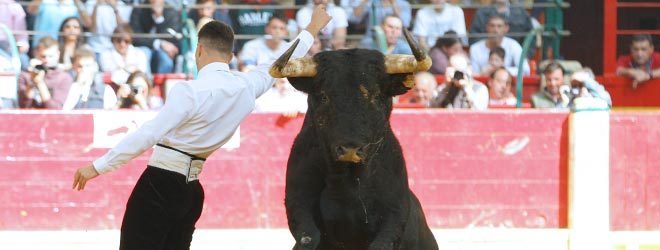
top-left (198, 62), bottom-right (230, 78)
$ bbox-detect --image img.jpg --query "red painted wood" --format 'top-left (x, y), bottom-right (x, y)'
top-left (597, 76), bottom-right (660, 106)
top-left (0, 110), bottom-right (569, 230)
top-left (609, 112), bottom-right (660, 231)
top-left (604, 0), bottom-right (618, 74)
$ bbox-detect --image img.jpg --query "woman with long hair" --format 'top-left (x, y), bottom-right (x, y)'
top-left (58, 16), bottom-right (89, 70)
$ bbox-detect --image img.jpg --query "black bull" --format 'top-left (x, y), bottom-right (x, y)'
top-left (273, 47), bottom-right (439, 250)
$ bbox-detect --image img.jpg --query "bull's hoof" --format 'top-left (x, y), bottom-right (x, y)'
top-left (301, 236), bottom-right (312, 244)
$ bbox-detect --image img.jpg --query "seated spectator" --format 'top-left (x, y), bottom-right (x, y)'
top-left (230, 0), bottom-right (278, 52)
top-left (359, 15), bottom-right (411, 55)
top-left (115, 71), bottom-right (159, 110)
top-left (487, 67), bottom-right (516, 107)
top-left (412, 0), bottom-right (467, 51)
top-left (532, 62), bottom-right (611, 108)
top-left (469, 14), bottom-right (530, 76)
top-left (58, 17), bottom-right (90, 70)
top-left (18, 37), bottom-right (73, 109)
top-left (189, 0), bottom-right (232, 31)
top-left (428, 30), bottom-right (464, 75)
top-left (469, 0), bottom-right (533, 46)
top-left (0, 0), bottom-right (29, 70)
top-left (432, 54), bottom-right (489, 110)
top-left (129, 0), bottom-right (181, 74)
top-left (342, 0), bottom-right (411, 28)
top-left (63, 48), bottom-right (117, 110)
top-left (27, 0), bottom-right (82, 48)
top-left (478, 46), bottom-right (505, 76)
top-left (83, 0), bottom-right (132, 58)
top-left (342, 0), bottom-right (411, 46)
top-left (297, 0), bottom-right (348, 50)
top-left (408, 71), bottom-right (438, 107)
top-left (616, 34), bottom-right (660, 89)
top-left (238, 14), bottom-right (289, 72)
top-left (99, 24), bottom-right (149, 84)
top-left (254, 78), bottom-right (308, 115)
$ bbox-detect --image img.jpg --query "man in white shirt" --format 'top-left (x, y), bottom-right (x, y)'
top-left (297, 0), bottom-right (348, 50)
top-left (412, 0), bottom-right (467, 50)
top-left (72, 5), bottom-right (332, 249)
top-left (239, 14), bottom-right (289, 72)
top-left (469, 14), bottom-right (530, 76)
top-left (63, 48), bottom-right (117, 110)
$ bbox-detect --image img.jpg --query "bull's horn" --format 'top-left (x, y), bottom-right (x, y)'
top-left (269, 39), bottom-right (318, 78)
top-left (384, 29), bottom-right (432, 74)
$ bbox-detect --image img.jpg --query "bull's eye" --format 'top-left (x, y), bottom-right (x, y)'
top-left (319, 92), bottom-right (330, 104)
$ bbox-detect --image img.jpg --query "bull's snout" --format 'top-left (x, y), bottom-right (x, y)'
top-left (335, 145), bottom-right (367, 163)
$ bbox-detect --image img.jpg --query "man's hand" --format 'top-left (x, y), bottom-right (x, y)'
top-left (161, 40), bottom-right (179, 59)
top-left (305, 4), bottom-right (332, 37)
top-left (72, 165), bottom-right (100, 191)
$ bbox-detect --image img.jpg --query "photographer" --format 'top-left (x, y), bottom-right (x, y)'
top-left (114, 71), bottom-right (153, 110)
top-left (62, 48), bottom-right (117, 110)
top-left (532, 63), bottom-right (612, 109)
top-left (18, 37), bottom-right (73, 109)
top-left (432, 54), bottom-right (489, 110)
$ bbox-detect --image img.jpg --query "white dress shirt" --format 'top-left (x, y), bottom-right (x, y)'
top-left (469, 37), bottom-right (531, 76)
top-left (412, 4), bottom-right (467, 47)
top-left (93, 30), bottom-right (315, 174)
top-left (296, 4), bottom-right (348, 39)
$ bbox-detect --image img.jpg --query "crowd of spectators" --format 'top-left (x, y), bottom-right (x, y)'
top-left (0, 0), bottom-right (655, 112)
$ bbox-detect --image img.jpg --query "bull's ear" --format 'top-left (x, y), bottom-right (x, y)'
top-left (383, 73), bottom-right (414, 96)
top-left (287, 77), bottom-right (315, 93)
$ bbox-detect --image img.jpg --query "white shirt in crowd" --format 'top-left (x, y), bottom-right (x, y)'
top-left (99, 45), bottom-right (149, 84)
top-left (412, 3), bottom-right (467, 47)
top-left (239, 37), bottom-right (288, 71)
top-left (92, 30), bottom-right (315, 174)
top-left (254, 80), bottom-right (308, 113)
top-left (296, 3), bottom-right (348, 39)
top-left (62, 80), bottom-right (117, 110)
top-left (84, 0), bottom-right (133, 54)
top-left (469, 37), bottom-right (531, 76)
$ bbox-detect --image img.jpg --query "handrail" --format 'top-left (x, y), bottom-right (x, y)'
top-left (516, 26), bottom-right (545, 108)
top-left (9, 1), bottom-right (571, 10)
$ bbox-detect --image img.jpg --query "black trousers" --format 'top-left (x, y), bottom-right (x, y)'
top-left (119, 166), bottom-right (204, 250)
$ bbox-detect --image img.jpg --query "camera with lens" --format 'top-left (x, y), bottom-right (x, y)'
top-left (33, 64), bottom-right (49, 73)
top-left (130, 84), bottom-right (143, 95)
top-left (452, 71), bottom-right (464, 82)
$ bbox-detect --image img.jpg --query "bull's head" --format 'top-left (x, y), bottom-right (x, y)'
top-left (270, 30), bottom-right (431, 165)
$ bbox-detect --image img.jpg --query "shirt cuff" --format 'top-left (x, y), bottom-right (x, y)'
top-left (92, 155), bottom-right (110, 174)
top-left (292, 30), bottom-right (314, 59)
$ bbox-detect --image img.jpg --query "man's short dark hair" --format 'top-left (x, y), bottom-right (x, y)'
top-left (487, 14), bottom-right (508, 25)
top-left (543, 62), bottom-right (565, 75)
top-left (268, 12), bottom-right (287, 26)
top-left (631, 34), bottom-right (653, 46)
top-left (198, 20), bottom-right (234, 55)
top-left (489, 46), bottom-right (506, 59)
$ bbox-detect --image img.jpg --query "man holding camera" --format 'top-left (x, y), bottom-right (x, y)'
top-left (18, 37), bottom-right (73, 109)
top-left (531, 62), bottom-right (612, 109)
top-left (432, 54), bottom-right (489, 110)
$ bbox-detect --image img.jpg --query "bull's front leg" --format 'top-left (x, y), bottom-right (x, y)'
top-left (368, 184), bottom-right (409, 250)
top-left (286, 142), bottom-right (326, 249)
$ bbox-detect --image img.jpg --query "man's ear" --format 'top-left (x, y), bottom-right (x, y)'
top-left (287, 77), bottom-right (315, 93)
top-left (382, 73), bottom-right (414, 97)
